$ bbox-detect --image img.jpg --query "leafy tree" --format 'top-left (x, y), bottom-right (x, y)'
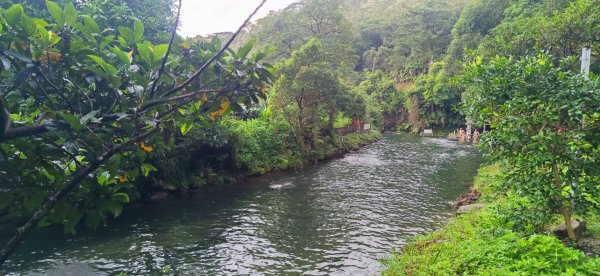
top-left (1, 0), bottom-right (177, 43)
top-left (464, 53), bottom-right (600, 240)
top-left (249, 0), bottom-right (357, 77)
top-left (272, 38), bottom-right (351, 149)
top-left (447, 0), bottom-right (509, 63)
top-left (0, 0), bottom-right (271, 265)
top-left (479, 0), bottom-right (600, 73)
top-left (362, 0), bottom-right (460, 82)
top-left (354, 70), bottom-right (404, 129)
top-left (406, 61), bottom-right (463, 129)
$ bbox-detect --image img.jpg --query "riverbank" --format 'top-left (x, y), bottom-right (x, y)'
top-left (1, 133), bottom-right (481, 274)
top-left (138, 126), bottom-right (382, 197)
top-left (382, 165), bottom-right (600, 275)
top-left (0, 125), bottom-right (381, 235)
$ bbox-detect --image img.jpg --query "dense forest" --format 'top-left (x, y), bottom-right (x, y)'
top-left (0, 0), bottom-right (599, 274)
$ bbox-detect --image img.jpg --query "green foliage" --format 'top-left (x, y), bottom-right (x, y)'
top-left (251, 0), bottom-right (356, 72)
top-left (0, 1), bottom-right (270, 234)
top-left (359, 0), bottom-right (462, 81)
top-left (405, 61), bottom-right (463, 130)
top-left (464, 54), bottom-right (600, 238)
top-left (227, 118), bottom-right (303, 175)
top-left (447, 0), bottom-right (509, 63)
top-left (479, 0), bottom-right (600, 73)
top-left (382, 165), bottom-right (600, 275)
top-left (353, 70), bottom-right (404, 129)
top-left (272, 38), bottom-right (361, 148)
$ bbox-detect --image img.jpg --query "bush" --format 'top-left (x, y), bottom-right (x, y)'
top-left (227, 118), bottom-right (303, 175)
top-left (382, 166), bottom-right (600, 275)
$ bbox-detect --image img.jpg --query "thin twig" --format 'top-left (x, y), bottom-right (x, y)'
top-left (37, 134), bottom-right (82, 168)
top-left (38, 68), bottom-right (76, 112)
top-left (149, 0), bottom-right (183, 98)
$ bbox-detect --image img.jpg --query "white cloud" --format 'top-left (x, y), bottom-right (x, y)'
top-left (179, 0), bottom-right (299, 37)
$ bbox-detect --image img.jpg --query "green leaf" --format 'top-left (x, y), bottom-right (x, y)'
top-left (210, 36), bottom-right (221, 51)
top-left (237, 39), bottom-right (256, 60)
top-left (80, 110), bottom-right (100, 125)
top-left (63, 210), bottom-right (83, 235)
top-left (45, 0), bottom-right (64, 26)
top-left (84, 212), bottom-right (102, 229)
top-left (118, 27), bottom-right (136, 44)
top-left (180, 123), bottom-right (193, 135)
top-left (63, 2), bottom-right (77, 26)
top-left (24, 191), bottom-right (46, 212)
top-left (136, 43), bottom-right (153, 66)
top-left (20, 15), bottom-right (39, 36)
top-left (59, 113), bottom-right (83, 131)
top-left (133, 19), bottom-right (144, 42)
top-left (88, 55), bottom-right (118, 75)
top-left (97, 174), bottom-right (108, 186)
top-left (107, 201), bottom-right (123, 217)
top-left (112, 46), bottom-right (131, 65)
top-left (82, 15), bottom-right (99, 33)
top-left (141, 163), bottom-right (157, 177)
top-left (0, 55), bottom-right (11, 70)
top-left (88, 55), bottom-right (105, 66)
top-left (4, 4), bottom-right (24, 26)
top-left (152, 44), bottom-right (169, 65)
top-left (113, 193), bottom-right (130, 203)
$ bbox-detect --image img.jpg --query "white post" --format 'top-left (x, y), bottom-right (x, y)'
top-left (581, 46), bottom-right (591, 79)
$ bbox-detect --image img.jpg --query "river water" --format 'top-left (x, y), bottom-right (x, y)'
top-left (3, 134), bottom-right (481, 275)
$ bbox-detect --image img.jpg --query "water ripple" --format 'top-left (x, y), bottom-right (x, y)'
top-left (3, 134), bottom-right (481, 275)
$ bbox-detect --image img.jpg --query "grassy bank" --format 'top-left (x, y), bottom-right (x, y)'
top-left (382, 165), bottom-right (600, 275)
top-left (143, 118), bottom-right (382, 191)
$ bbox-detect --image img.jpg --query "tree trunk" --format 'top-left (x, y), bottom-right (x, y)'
top-left (560, 206), bottom-right (577, 241)
top-left (553, 164), bottom-right (577, 240)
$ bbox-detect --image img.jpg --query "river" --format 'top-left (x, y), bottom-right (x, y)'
top-left (2, 134), bottom-right (481, 275)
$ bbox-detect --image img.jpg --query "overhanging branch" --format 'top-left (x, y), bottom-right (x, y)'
top-left (160, 0), bottom-right (267, 98)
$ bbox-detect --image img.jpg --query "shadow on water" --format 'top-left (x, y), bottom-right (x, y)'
top-left (2, 133), bottom-right (482, 275)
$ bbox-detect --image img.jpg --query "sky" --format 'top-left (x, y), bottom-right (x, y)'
top-left (179, 0), bottom-right (299, 37)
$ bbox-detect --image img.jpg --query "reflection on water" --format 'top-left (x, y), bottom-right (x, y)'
top-left (3, 134), bottom-right (481, 275)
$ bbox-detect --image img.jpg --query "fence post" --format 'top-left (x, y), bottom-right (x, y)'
top-left (581, 46), bottom-right (591, 79)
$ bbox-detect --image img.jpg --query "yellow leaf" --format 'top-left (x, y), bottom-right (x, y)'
top-left (118, 175), bottom-right (127, 183)
top-left (37, 50), bottom-right (62, 63)
top-left (48, 31), bottom-right (58, 40)
top-left (210, 100), bottom-right (230, 121)
top-left (259, 84), bottom-right (267, 95)
top-left (127, 51), bottom-right (134, 60)
top-left (140, 142), bottom-right (153, 152)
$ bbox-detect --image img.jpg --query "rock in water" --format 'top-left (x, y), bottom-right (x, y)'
top-left (269, 181), bottom-right (294, 190)
top-left (150, 191), bottom-right (169, 200)
top-left (456, 203), bottom-right (485, 215)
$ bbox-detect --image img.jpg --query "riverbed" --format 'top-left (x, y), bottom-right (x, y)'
top-left (2, 134), bottom-right (481, 275)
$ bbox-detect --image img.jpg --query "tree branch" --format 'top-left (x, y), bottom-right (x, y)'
top-left (160, 0), bottom-right (267, 98)
top-left (0, 127), bottom-right (160, 266)
top-left (0, 0), bottom-right (269, 266)
top-left (0, 98), bottom-right (9, 140)
top-left (149, 0), bottom-right (183, 98)
top-left (3, 125), bottom-right (48, 141)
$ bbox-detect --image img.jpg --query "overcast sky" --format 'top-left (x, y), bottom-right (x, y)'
top-left (179, 0), bottom-right (299, 37)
